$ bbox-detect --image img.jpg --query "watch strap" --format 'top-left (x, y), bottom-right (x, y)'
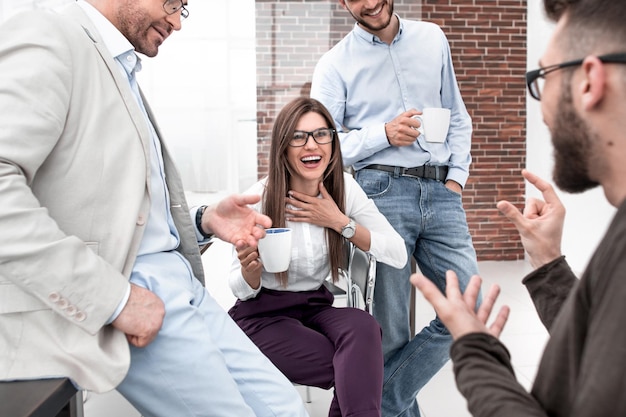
top-left (196, 205), bottom-right (212, 239)
top-left (341, 218), bottom-right (356, 238)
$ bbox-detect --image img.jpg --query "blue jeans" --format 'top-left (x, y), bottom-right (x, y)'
top-left (355, 168), bottom-right (479, 417)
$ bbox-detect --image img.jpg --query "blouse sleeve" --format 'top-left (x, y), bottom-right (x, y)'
top-left (344, 173), bottom-right (407, 268)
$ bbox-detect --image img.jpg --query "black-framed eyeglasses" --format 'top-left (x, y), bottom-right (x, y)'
top-left (526, 52), bottom-right (626, 101)
top-left (163, 0), bottom-right (189, 19)
top-left (288, 128), bottom-right (336, 147)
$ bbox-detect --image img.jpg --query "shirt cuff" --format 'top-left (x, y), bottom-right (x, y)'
top-left (105, 283), bottom-right (131, 325)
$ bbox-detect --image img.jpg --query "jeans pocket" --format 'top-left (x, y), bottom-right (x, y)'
top-left (355, 169), bottom-right (392, 198)
top-left (442, 182), bottom-right (462, 197)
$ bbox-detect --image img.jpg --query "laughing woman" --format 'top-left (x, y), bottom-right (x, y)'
top-left (228, 97), bottom-right (406, 417)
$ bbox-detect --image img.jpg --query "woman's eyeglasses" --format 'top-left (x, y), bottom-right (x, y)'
top-left (288, 128), bottom-right (336, 147)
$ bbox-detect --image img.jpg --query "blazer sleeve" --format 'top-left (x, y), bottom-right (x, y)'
top-left (0, 10), bottom-right (130, 333)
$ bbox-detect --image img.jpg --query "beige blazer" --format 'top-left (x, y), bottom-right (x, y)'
top-left (0, 4), bottom-right (204, 392)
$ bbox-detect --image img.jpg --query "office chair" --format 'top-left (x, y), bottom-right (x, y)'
top-left (326, 240), bottom-right (377, 314)
top-left (345, 241), bottom-right (377, 314)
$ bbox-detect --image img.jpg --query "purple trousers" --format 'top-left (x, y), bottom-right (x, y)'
top-left (229, 285), bottom-right (383, 417)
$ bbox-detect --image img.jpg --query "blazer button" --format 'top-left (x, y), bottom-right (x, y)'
top-left (74, 312), bottom-right (86, 322)
top-left (57, 298), bottom-right (69, 309)
top-left (137, 215), bottom-right (146, 226)
top-left (65, 305), bottom-right (77, 317)
top-left (48, 292), bottom-right (61, 302)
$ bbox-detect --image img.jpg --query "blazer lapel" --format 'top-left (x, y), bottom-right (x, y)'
top-left (61, 3), bottom-right (152, 166)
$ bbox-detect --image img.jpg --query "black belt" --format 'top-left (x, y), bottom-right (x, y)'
top-left (362, 164), bottom-right (448, 181)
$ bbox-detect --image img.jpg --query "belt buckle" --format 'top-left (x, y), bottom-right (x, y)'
top-left (401, 166), bottom-right (422, 179)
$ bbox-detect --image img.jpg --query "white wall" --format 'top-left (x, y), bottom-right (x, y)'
top-left (138, 0), bottom-right (258, 194)
top-left (0, 0), bottom-right (258, 196)
top-left (526, 0), bottom-right (615, 275)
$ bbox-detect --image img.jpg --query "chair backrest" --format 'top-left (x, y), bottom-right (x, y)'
top-left (339, 241), bottom-right (377, 315)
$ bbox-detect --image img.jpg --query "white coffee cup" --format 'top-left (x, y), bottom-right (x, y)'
top-left (257, 228), bottom-right (292, 273)
top-left (413, 108), bottom-right (451, 143)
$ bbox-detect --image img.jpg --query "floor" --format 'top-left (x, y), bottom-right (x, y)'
top-left (83, 236), bottom-right (548, 417)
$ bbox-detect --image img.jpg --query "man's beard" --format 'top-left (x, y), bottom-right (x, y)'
top-left (550, 80), bottom-right (600, 193)
top-left (347, 1), bottom-right (394, 33)
top-left (117, 2), bottom-right (162, 57)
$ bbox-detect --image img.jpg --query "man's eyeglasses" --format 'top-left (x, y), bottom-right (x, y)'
top-left (163, 0), bottom-right (189, 19)
top-left (526, 52), bottom-right (626, 101)
top-left (288, 128), bottom-right (336, 147)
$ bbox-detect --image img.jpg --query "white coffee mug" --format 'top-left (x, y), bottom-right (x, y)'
top-left (257, 228), bottom-right (292, 273)
top-left (413, 108), bottom-right (451, 143)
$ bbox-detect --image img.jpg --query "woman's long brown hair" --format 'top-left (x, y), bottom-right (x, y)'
top-left (264, 97), bottom-right (346, 285)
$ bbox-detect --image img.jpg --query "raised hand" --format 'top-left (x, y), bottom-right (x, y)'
top-left (202, 194), bottom-right (273, 250)
top-left (497, 170), bottom-right (565, 269)
top-left (411, 271), bottom-right (510, 340)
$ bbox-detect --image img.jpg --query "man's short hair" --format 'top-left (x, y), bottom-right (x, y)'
top-left (544, 0), bottom-right (626, 57)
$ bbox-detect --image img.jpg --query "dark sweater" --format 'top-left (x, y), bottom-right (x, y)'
top-left (451, 201), bottom-right (626, 417)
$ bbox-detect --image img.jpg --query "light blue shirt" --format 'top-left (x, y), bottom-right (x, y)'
top-left (311, 16), bottom-right (473, 187)
top-left (77, 1), bottom-right (180, 322)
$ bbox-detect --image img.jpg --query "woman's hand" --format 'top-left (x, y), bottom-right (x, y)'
top-left (285, 182), bottom-right (349, 233)
top-left (237, 245), bottom-right (263, 289)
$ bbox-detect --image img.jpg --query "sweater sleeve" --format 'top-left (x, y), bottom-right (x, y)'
top-left (522, 256), bottom-right (578, 331)
top-left (451, 333), bottom-right (547, 417)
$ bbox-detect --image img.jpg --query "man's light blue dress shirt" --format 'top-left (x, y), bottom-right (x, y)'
top-left (77, 1), bottom-right (181, 322)
top-left (311, 17), bottom-right (473, 187)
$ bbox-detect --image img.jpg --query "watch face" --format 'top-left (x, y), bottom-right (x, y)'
top-left (341, 220), bottom-right (356, 238)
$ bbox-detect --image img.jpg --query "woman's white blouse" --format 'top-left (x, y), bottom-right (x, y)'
top-left (229, 173), bottom-right (407, 300)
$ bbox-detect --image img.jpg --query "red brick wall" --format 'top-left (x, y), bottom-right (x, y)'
top-left (255, 0), bottom-right (527, 261)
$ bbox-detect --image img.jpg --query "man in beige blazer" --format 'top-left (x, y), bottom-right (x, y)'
top-left (0, 1), bottom-right (307, 416)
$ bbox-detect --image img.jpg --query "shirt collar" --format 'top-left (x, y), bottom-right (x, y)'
top-left (352, 13), bottom-right (404, 45)
top-left (354, 13), bottom-right (404, 44)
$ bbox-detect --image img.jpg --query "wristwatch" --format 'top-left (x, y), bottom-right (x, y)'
top-left (196, 205), bottom-right (212, 239)
top-left (341, 218), bottom-right (356, 239)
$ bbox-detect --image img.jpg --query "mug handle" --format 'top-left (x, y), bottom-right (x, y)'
top-left (411, 115), bottom-right (424, 135)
